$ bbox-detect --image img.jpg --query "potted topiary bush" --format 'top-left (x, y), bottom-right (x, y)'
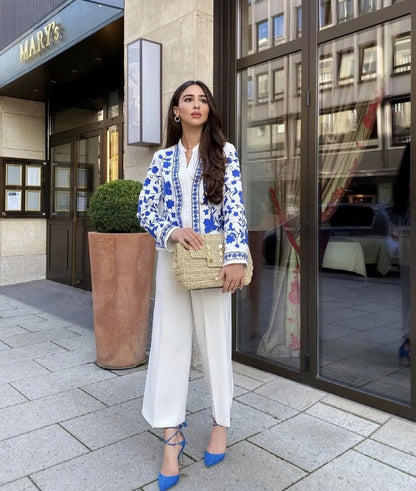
top-left (88, 179), bottom-right (155, 369)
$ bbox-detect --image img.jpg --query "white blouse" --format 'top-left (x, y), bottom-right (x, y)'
top-left (178, 139), bottom-right (200, 229)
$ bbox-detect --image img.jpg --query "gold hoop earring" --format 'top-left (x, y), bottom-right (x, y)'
top-left (174, 115), bottom-right (181, 123)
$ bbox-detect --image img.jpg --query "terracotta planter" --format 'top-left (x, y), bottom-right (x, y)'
top-left (88, 232), bottom-right (155, 369)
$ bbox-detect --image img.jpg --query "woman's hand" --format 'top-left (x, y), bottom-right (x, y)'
top-left (170, 227), bottom-right (204, 250)
top-left (216, 264), bottom-right (245, 293)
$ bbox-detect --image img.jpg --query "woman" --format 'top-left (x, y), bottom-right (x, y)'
top-left (137, 80), bottom-right (249, 490)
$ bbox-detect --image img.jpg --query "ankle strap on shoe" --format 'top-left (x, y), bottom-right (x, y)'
top-left (163, 421), bottom-right (187, 445)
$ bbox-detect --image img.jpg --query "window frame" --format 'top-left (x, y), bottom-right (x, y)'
top-left (295, 6), bottom-right (302, 38)
top-left (360, 43), bottom-right (378, 82)
top-left (256, 72), bottom-right (269, 103)
top-left (391, 97), bottom-right (411, 145)
top-left (359, 0), bottom-right (376, 15)
top-left (337, 0), bottom-right (354, 23)
top-left (338, 49), bottom-right (355, 86)
top-left (295, 62), bottom-right (302, 96)
top-left (392, 32), bottom-right (411, 75)
top-left (319, 54), bottom-right (333, 90)
top-left (256, 19), bottom-right (269, 51)
top-left (320, 0), bottom-right (333, 29)
top-left (273, 67), bottom-right (285, 100)
top-left (1, 158), bottom-right (46, 217)
top-left (273, 13), bottom-right (285, 45)
top-left (247, 75), bottom-right (254, 104)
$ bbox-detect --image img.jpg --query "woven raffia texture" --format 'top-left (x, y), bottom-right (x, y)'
top-left (173, 233), bottom-right (253, 290)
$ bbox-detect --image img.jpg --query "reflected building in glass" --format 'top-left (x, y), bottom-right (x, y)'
top-left (231, 0), bottom-right (412, 411)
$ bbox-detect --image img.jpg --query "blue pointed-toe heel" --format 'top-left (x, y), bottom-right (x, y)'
top-left (204, 422), bottom-right (227, 468)
top-left (158, 422), bottom-right (187, 491)
top-left (204, 450), bottom-right (225, 467)
top-left (398, 338), bottom-right (410, 367)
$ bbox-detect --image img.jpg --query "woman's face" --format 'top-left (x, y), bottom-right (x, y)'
top-left (173, 84), bottom-right (210, 128)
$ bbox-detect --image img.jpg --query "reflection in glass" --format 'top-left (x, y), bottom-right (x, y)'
top-left (273, 13), bottom-right (284, 45)
top-left (53, 106), bottom-right (104, 133)
top-left (317, 0), bottom-right (406, 28)
top-left (318, 17), bottom-right (411, 404)
top-left (272, 121), bottom-right (286, 155)
top-left (240, 1), bottom-right (302, 57)
top-left (393, 34), bottom-right (411, 74)
top-left (338, 50), bottom-right (354, 85)
top-left (51, 143), bottom-right (72, 217)
top-left (360, 44), bottom-right (377, 81)
top-left (76, 135), bottom-right (101, 217)
top-left (77, 191), bottom-right (88, 212)
top-left (256, 73), bottom-right (269, 103)
top-left (320, 56), bottom-right (333, 90)
top-left (6, 164), bottom-right (22, 186)
top-left (25, 190), bottom-right (41, 211)
top-left (257, 20), bottom-right (269, 51)
top-left (295, 6), bottom-right (302, 38)
top-left (320, 0), bottom-right (332, 28)
top-left (338, 0), bottom-right (353, 22)
top-left (55, 191), bottom-right (70, 212)
top-left (107, 90), bottom-right (119, 118)
top-left (107, 125), bottom-right (119, 181)
top-left (248, 77), bottom-right (254, 103)
top-left (274, 68), bottom-right (285, 100)
top-left (77, 169), bottom-right (87, 189)
top-left (55, 168), bottom-right (71, 188)
top-left (26, 166), bottom-right (41, 187)
top-left (237, 53), bottom-right (302, 370)
top-left (319, 109), bottom-right (358, 145)
top-left (360, 0), bottom-right (376, 14)
top-left (296, 63), bottom-right (302, 95)
top-left (392, 100), bottom-right (411, 145)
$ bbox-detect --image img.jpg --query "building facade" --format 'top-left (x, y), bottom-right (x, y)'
top-left (0, 0), bottom-right (415, 419)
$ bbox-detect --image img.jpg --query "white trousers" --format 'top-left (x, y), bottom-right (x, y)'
top-left (142, 251), bottom-right (233, 428)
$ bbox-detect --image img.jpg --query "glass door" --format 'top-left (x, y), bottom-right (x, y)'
top-left (234, 0), bottom-right (304, 375)
top-left (48, 139), bottom-right (74, 284)
top-left (75, 131), bottom-right (101, 289)
top-left (225, 0), bottom-right (413, 413)
top-left (48, 131), bottom-right (102, 288)
top-left (237, 55), bottom-right (302, 371)
top-left (317, 16), bottom-right (411, 406)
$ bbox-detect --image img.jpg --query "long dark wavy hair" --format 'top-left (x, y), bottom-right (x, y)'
top-left (165, 80), bottom-right (226, 204)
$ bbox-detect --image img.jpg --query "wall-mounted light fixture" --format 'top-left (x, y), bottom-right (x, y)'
top-left (127, 38), bottom-right (162, 146)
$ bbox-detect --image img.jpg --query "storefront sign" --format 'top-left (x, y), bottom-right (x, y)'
top-left (0, 0), bottom-right (124, 89)
top-left (19, 21), bottom-right (62, 62)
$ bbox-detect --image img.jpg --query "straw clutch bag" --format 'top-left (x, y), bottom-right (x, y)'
top-left (173, 233), bottom-right (253, 290)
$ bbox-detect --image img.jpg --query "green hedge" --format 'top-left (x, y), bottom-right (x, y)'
top-left (88, 179), bottom-right (145, 233)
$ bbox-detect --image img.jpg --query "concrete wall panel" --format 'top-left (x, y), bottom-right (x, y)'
top-left (0, 219), bottom-right (46, 256)
top-left (0, 97), bottom-right (45, 160)
top-left (123, 0), bottom-right (213, 184)
top-left (0, 254), bottom-right (46, 285)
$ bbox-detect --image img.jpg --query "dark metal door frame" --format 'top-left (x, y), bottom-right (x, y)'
top-left (214, 0), bottom-right (416, 420)
top-left (47, 135), bottom-right (75, 285)
top-left (48, 127), bottom-right (103, 288)
top-left (308, 0), bottom-right (415, 420)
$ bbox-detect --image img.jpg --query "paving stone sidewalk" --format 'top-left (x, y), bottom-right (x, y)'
top-left (1, 280), bottom-right (416, 490)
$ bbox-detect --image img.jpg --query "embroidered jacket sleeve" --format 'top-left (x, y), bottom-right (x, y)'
top-left (222, 143), bottom-right (249, 266)
top-left (137, 150), bottom-right (178, 251)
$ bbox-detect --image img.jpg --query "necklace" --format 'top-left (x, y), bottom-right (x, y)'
top-left (185, 147), bottom-right (193, 162)
top-left (182, 139), bottom-right (198, 163)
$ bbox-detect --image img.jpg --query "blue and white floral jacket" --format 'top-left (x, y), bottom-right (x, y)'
top-left (137, 141), bottom-right (249, 265)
